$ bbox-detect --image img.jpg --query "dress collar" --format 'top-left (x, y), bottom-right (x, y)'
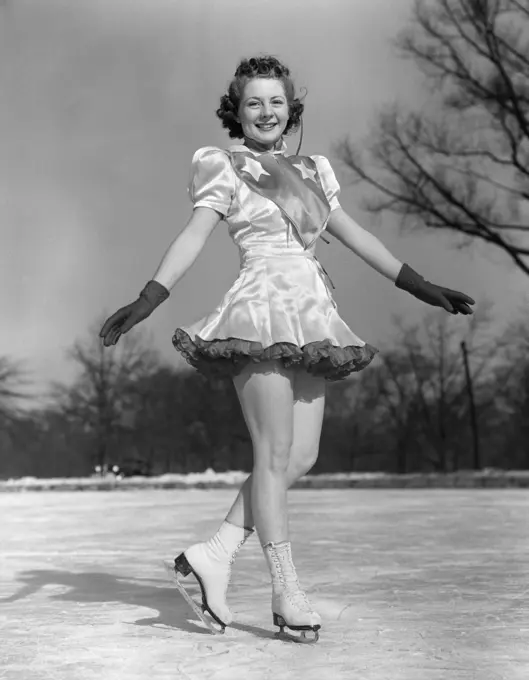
top-left (229, 139), bottom-right (288, 156)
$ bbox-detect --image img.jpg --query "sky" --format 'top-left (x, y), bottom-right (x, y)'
top-left (2, 0), bottom-right (527, 406)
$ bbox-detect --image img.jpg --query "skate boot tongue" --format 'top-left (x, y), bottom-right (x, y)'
top-left (267, 541), bottom-right (298, 583)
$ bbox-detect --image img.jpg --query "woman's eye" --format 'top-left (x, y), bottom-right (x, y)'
top-left (247, 101), bottom-right (284, 107)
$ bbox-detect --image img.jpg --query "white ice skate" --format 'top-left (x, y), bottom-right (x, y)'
top-left (263, 541), bottom-right (321, 644)
top-left (166, 524), bottom-right (252, 634)
top-left (163, 557), bottom-right (225, 634)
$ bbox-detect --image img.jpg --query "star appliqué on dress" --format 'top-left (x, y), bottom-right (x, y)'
top-left (292, 161), bottom-right (317, 182)
top-left (241, 156), bottom-right (270, 183)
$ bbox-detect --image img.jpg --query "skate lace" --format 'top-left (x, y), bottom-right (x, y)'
top-left (228, 538), bottom-right (246, 566)
top-left (222, 538), bottom-right (247, 599)
top-left (271, 551), bottom-right (313, 613)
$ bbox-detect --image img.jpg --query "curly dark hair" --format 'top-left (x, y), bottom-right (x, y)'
top-left (216, 56), bottom-right (305, 139)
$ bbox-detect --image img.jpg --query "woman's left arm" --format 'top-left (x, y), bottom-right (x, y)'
top-left (325, 207), bottom-right (402, 281)
top-left (325, 207), bottom-right (475, 315)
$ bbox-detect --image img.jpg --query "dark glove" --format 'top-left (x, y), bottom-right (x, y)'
top-left (395, 263), bottom-right (475, 315)
top-left (99, 280), bottom-right (169, 347)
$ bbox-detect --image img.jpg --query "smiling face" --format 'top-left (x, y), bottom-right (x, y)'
top-left (237, 78), bottom-right (290, 151)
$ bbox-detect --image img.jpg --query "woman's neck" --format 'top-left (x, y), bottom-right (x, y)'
top-left (243, 136), bottom-right (283, 153)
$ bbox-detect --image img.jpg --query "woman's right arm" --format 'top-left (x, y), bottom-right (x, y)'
top-left (100, 148), bottom-right (231, 347)
top-left (151, 207), bottom-right (223, 290)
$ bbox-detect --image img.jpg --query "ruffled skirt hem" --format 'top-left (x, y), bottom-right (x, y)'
top-left (172, 328), bottom-right (379, 382)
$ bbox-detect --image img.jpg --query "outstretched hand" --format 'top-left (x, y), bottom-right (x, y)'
top-left (99, 280), bottom-right (170, 347)
top-left (99, 302), bottom-right (151, 347)
top-left (395, 264), bottom-right (475, 315)
top-left (417, 283), bottom-right (475, 315)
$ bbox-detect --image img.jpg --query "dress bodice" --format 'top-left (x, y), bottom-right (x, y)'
top-left (187, 143), bottom-right (341, 264)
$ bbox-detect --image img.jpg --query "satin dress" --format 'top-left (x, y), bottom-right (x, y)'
top-left (172, 142), bottom-right (378, 381)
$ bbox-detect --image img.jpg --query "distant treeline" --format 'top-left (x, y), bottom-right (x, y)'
top-left (1, 306), bottom-right (527, 479)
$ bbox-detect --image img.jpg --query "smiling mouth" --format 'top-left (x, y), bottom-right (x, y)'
top-left (256, 123), bottom-right (277, 131)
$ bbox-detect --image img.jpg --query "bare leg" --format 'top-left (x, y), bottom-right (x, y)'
top-left (231, 360), bottom-right (295, 544)
top-left (231, 362), bottom-right (322, 635)
top-left (226, 367), bottom-right (326, 530)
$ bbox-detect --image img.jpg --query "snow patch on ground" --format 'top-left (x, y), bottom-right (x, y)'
top-left (2, 467), bottom-right (529, 491)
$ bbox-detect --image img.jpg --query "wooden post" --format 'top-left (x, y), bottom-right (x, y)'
top-left (460, 341), bottom-right (481, 470)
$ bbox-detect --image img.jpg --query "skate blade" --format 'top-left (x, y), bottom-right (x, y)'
top-left (273, 613), bottom-right (320, 644)
top-left (162, 560), bottom-right (225, 635)
top-left (275, 629), bottom-right (320, 644)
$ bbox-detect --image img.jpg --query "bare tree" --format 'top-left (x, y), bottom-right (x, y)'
top-left (0, 356), bottom-right (33, 477)
top-left (338, 0), bottom-right (529, 274)
top-left (0, 355), bottom-right (31, 423)
top-left (375, 304), bottom-right (497, 472)
top-left (486, 316), bottom-right (529, 465)
top-left (51, 318), bottom-right (159, 471)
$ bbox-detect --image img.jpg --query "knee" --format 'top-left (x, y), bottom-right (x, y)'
top-left (254, 440), bottom-right (292, 475)
top-left (291, 446), bottom-right (319, 478)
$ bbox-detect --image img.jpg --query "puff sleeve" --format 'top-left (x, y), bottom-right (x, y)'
top-left (188, 147), bottom-right (236, 216)
top-left (312, 155), bottom-right (341, 212)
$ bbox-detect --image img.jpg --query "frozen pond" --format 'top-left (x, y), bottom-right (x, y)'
top-left (1, 489), bottom-right (528, 679)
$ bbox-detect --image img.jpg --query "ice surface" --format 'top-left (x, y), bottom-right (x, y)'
top-left (1, 489), bottom-right (528, 679)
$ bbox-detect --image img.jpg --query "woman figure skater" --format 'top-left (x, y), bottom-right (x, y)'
top-left (99, 55), bottom-right (475, 643)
